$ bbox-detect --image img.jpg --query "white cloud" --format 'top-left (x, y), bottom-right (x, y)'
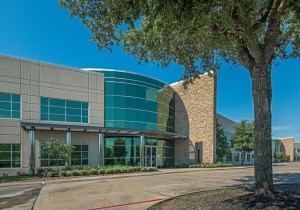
top-left (272, 125), bottom-right (295, 131)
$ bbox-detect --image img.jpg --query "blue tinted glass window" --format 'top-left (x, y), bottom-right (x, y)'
top-left (114, 96), bottom-right (125, 107)
top-left (12, 103), bottom-right (20, 111)
top-left (50, 98), bottom-right (65, 107)
top-left (50, 106), bottom-right (65, 115)
top-left (106, 95), bottom-right (114, 107)
top-left (114, 109), bottom-right (125, 121)
top-left (66, 115), bottom-right (81, 123)
top-left (126, 109), bottom-right (136, 121)
top-left (115, 83), bottom-right (126, 95)
top-left (0, 93), bottom-right (11, 101)
top-left (41, 97), bottom-right (88, 123)
top-left (98, 70), bottom-right (175, 132)
top-left (66, 108), bottom-right (81, 116)
top-left (41, 98), bottom-right (49, 105)
top-left (105, 108), bottom-right (114, 120)
top-left (49, 114), bottom-right (65, 122)
top-left (0, 110), bottom-right (11, 118)
top-left (12, 111), bottom-right (20, 119)
top-left (0, 102), bottom-right (10, 110)
top-left (12, 95), bottom-right (20, 102)
top-left (66, 100), bottom-right (81, 108)
top-left (0, 144), bottom-right (21, 168)
top-left (82, 102), bottom-right (88, 109)
top-left (0, 92), bottom-right (21, 119)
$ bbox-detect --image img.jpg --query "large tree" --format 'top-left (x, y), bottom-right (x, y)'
top-left (59, 0), bottom-right (300, 196)
top-left (232, 120), bottom-right (255, 165)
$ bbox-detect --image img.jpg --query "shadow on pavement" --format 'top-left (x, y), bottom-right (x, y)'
top-left (231, 172), bottom-right (300, 185)
top-left (0, 188), bottom-right (41, 209)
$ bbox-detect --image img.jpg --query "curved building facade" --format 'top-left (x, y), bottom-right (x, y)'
top-left (96, 70), bottom-right (175, 132)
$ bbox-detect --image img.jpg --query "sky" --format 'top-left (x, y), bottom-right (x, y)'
top-left (0, 1), bottom-right (299, 142)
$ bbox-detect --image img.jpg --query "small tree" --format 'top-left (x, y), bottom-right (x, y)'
top-left (43, 138), bottom-right (75, 173)
top-left (216, 121), bottom-right (231, 162)
top-left (232, 120), bottom-right (254, 165)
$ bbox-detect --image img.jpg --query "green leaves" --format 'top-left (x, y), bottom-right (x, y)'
top-left (216, 121), bottom-right (231, 161)
top-left (59, 0), bottom-right (299, 80)
top-left (232, 120), bottom-right (254, 153)
top-left (43, 138), bottom-right (75, 169)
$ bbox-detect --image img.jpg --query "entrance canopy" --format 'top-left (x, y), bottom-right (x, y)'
top-left (21, 122), bottom-right (187, 140)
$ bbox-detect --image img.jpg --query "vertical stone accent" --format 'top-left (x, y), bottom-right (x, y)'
top-left (280, 137), bottom-right (294, 161)
top-left (172, 73), bottom-right (216, 165)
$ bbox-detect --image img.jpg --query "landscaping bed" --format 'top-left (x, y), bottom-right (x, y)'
top-left (149, 184), bottom-right (300, 210)
top-left (0, 165), bottom-right (159, 183)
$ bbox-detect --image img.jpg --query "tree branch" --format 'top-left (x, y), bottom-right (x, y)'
top-left (253, 0), bottom-right (275, 30)
top-left (264, 0), bottom-right (286, 62)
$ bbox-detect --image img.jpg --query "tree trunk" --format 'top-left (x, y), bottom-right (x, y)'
top-left (251, 63), bottom-right (274, 196)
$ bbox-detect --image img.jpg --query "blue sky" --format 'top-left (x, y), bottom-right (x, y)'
top-left (1, 1), bottom-right (299, 142)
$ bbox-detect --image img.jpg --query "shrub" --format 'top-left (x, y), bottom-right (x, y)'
top-left (98, 168), bottom-right (106, 174)
top-left (275, 152), bottom-right (290, 162)
top-left (189, 163), bottom-right (233, 168)
top-left (47, 171), bottom-right (56, 177)
top-left (17, 171), bottom-right (28, 176)
top-left (87, 168), bottom-right (98, 175)
top-left (146, 167), bottom-right (158, 172)
top-left (71, 170), bottom-right (80, 176)
top-left (59, 171), bottom-right (67, 177)
top-left (36, 168), bottom-right (46, 176)
top-left (140, 167), bottom-right (147, 172)
top-left (79, 170), bottom-right (87, 176)
top-left (62, 166), bottom-right (74, 171)
top-left (66, 170), bottom-right (73, 176)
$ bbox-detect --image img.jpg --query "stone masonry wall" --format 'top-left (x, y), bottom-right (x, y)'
top-left (172, 74), bottom-right (216, 165)
top-left (280, 137), bottom-right (294, 161)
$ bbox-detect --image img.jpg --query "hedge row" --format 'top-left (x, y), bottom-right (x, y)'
top-left (37, 165), bottom-right (158, 177)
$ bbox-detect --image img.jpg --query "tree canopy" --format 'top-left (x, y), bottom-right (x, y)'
top-left (60, 0), bottom-right (300, 76)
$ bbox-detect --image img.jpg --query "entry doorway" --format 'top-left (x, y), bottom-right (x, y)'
top-left (145, 146), bottom-right (157, 167)
top-left (196, 142), bottom-right (203, 163)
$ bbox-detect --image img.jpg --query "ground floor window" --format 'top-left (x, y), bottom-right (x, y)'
top-left (104, 136), bottom-right (175, 167)
top-left (0, 144), bottom-right (21, 168)
top-left (234, 153), bottom-right (240, 162)
top-left (104, 137), bottom-right (141, 166)
top-left (40, 144), bottom-right (65, 167)
top-left (71, 145), bottom-right (88, 166)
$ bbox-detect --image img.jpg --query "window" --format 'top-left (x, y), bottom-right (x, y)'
top-left (297, 148), bottom-right (300, 153)
top-left (41, 97), bottom-right (88, 123)
top-left (71, 145), bottom-right (88, 166)
top-left (0, 144), bottom-right (21, 168)
top-left (0, 92), bottom-right (20, 119)
top-left (40, 144), bottom-right (65, 167)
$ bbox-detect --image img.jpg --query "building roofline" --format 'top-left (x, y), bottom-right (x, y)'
top-left (83, 68), bottom-right (171, 87)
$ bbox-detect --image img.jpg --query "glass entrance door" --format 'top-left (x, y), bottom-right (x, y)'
top-left (145, 146), bottom-right (157, 167)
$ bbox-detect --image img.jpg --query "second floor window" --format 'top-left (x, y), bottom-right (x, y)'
top-left (0, 92), bottom-right (20, 119)
top-left (41, 97), bottom-right (88, 123)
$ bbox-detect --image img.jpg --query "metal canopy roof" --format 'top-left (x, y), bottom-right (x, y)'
top-left (20, 122), bottom-right (187, 140)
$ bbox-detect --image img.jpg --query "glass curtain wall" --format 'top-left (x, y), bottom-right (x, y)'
top-left (104, 136), bottom-right (174, 167)
top-left (96, 70), bottom-right (175, 132)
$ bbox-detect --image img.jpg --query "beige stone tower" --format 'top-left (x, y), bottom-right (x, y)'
top-left (172, 73), bottom-right (217, 165)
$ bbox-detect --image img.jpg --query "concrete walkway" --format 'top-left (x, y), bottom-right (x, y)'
top-left (31, 162), bottom-right (300, 210)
